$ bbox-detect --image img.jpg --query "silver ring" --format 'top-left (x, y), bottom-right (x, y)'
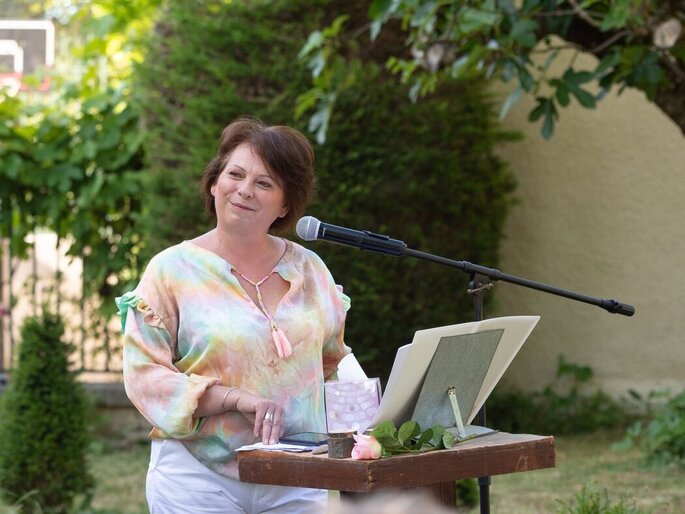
top-left (264, 412), bottom-right (274, 424)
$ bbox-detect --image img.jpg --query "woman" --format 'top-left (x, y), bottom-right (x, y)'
top-left (116, 117), bottom-right (350, 513)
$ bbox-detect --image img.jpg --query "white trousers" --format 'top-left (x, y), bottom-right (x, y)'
top-left (146, 440), bottom-right (328, 514)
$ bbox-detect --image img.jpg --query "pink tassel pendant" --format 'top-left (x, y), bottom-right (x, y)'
top-left (272, 326), bottom-right (293, 359)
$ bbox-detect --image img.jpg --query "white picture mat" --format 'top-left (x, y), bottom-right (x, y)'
top-left (369, 316), bottom-right (540, 428)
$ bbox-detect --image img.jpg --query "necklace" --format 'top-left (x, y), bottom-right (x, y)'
top-left (232, 267), bottom-right (292, 359)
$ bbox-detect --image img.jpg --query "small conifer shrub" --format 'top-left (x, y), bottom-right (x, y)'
top-left (0, 310), bottom-right (94, 513)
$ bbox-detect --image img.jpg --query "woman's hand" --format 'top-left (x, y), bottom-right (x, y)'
top-left (232, 390), bottom-right (285, 445)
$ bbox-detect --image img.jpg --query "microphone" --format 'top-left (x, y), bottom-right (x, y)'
top-left (296, 216), bottom-right (406, 256)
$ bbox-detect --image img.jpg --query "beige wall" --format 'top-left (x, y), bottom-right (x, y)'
top-left (492, 56), bottom-right (685, 397)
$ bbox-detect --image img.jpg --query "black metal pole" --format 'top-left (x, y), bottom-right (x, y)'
top-left (469, 273), bottom-right (492, 514)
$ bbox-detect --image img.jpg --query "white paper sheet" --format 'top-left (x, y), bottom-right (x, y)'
top-left (235, 442), bottom-right (313, 452)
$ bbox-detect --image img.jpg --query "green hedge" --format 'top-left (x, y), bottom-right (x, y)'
top-left (134, 0), bottom-right (323, 252)
top-left (134, 0), bottom-right (516, 380)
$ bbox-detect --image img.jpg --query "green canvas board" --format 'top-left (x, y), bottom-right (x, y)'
top-left (411, 329), bottom-right (503, 429)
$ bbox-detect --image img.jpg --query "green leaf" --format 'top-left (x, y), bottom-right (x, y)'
top-left (322, 15), bottom-right (349, 38)
top-left (555, 82), bottom-right (570, 107)
top-left (594, 52), bottom-right (621, 78)
top-left (541, 109), bottom-right (555, 139)
top-left (410, 2), bottom-right (437, 30)
top-left (368, 0), bottom-right (394, 20)
top-left (82, 94), bottom-right (109, 113)
top-left (2, 153), bottom-right (24, 179)
top-left (415, 428), bottom-right (434, 449)
top-left (442, 431), bottom-right (456, 448)
top-left (459, 7), bottom-right (502, 34)
top-left (295, 89), bottom-right (320, 119)
top-left (568, 85), bottom-right (596, 108)
top-left (308, 54), bottom-right (327, 79)
top-left (563, 69), bottom-right (594, 85)
top-left (510, 18), bottom-right (539, 48)
top-left (379, 436), bottom-right (402, 449)
top-left (431, 424), bottom-right (446, 446)
top-left (499, 86), bottom-right (522, 120)
top-left (370, 20), bottom-right (383, 41)
top-left (298, 31), bottom-right (324, 59)
top-left (600, 1), bottom-right (632, 32)
top-left (529, 97), bottom-right (558, 139)
top-left (371, 420), bottom-right (396, 437)
top-left (398, 421), bottom-right (421, 444)
top-left (528, 97), bottom-right (547, 122)
top-left (518, 66), bottom-right (535, 91)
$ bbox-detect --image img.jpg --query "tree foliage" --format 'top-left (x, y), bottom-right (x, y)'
top-left (0, 1), bottom-right (159, 306)
top-left (0, 87), bottom-right (145, 300)
top-left (0, 310), bottom-right (94, 512)
top-left (300, 1), bottom-right (685, 140)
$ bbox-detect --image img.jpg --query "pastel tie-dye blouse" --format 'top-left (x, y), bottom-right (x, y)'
top-left (116, 239), bottom-right (350, 478)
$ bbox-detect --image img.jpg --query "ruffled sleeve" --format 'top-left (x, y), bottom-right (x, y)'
top-left (116, 290), bottom-right (219, 439)
top-left (336, 284), bottom-right (351, 313)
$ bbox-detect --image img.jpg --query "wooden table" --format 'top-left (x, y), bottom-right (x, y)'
top-left (238, 432), bottom-right (555, 507)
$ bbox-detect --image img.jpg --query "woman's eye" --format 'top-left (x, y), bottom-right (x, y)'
top-left (227, 170), bottom-right (242, 178)
top-left (257, 181), bottom-right (273, 189)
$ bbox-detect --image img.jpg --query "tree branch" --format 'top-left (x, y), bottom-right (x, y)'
top-left (566, 0), bottom-right (602, 29)
top-left (660, 50), bottom-right (685, 83)
top-left (589, 29), bottom-right (631, 54)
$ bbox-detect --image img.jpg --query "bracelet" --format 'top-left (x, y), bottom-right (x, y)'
top-left (221, 386), bottom-right (236, 411)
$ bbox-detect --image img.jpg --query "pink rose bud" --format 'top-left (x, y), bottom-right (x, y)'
top-left (351, 433), bottom-right (382, 460)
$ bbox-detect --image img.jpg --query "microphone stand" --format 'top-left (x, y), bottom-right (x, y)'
top-left (399, 247), bottom-right (634, 514)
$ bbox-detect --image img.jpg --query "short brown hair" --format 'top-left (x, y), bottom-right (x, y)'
top-left (201, 117), bottom-right (315, 234)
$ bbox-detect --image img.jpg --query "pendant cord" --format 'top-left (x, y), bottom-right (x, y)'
top-left (233, 267), bottom-right (292, 358)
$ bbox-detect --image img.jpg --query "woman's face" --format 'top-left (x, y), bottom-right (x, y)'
top-left (210, 143), bottom-right (288, 234)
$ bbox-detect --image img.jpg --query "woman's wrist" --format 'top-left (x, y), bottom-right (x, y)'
top-left (221, 386), bottom-right (237, 411)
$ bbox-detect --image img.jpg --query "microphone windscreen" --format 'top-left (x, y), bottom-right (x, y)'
top-left (296, 216), bottom-right (320, 241)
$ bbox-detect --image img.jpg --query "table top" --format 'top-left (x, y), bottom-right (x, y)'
top-left (238, 432), bottom-right (556, 493)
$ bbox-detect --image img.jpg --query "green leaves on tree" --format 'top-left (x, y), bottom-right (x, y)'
top-left (300, 0), bottom-right (685, 141)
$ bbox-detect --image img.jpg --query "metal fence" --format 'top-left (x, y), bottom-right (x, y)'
top-left (0, 232), bottom-right (122, 376)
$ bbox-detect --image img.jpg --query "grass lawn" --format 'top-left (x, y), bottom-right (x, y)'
top-left (473, 430), bottom-right (685, 514)
top-left (12, 429), bottom-right (683, 514)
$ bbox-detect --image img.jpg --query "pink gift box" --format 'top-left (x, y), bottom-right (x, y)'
top-left (325, 378), bottom-right (381, 432)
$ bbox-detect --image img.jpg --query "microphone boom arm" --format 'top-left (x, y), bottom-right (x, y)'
top-left (402, 247), bottom-right (635, 317)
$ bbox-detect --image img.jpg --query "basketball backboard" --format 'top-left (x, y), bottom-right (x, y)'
top-left (0, 19), bottom-right (55, 93)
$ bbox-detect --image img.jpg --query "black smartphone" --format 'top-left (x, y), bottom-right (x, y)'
top-left (279, 432), bottom-right (328, 446)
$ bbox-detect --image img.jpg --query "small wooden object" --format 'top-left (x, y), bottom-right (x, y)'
top-left (327, 429), bottom-right (356, 459)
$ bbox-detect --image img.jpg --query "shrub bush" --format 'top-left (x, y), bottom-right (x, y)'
top-left (0, 310), bottom-right (94, 513)
top-left (134, 0), bottom-right (516, 380)
top-left (621, 388), bottom-right (685, 468)
top-left (488, 356), bottom-right (631, 435)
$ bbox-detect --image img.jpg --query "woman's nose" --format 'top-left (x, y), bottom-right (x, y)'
top-left (238, 182), bottom-right (254, 197)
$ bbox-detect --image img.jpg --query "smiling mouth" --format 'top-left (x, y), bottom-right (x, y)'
top-left (230, 201), bottom-right (255, 211)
